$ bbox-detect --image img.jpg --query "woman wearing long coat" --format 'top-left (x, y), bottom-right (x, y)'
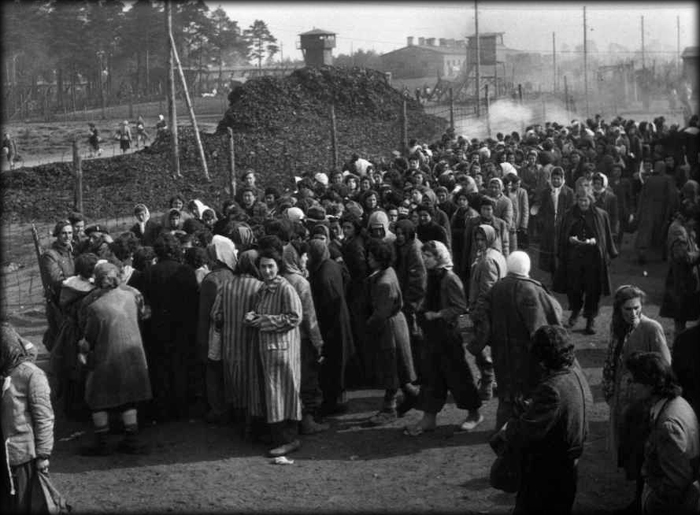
top-left (554, 188), bottom-right (618, 334)
top-left (212, 250), bottom-right (263, 417)
top-left (538, 168), bottom-right (574, 277)
top-left (601, 285), bottom-right (671, 511)
top-left (78, 262), bottom-right (152, 454)
top-left (197, 235), bottom-right (237, 423)
top-left (246, 250), bottom-right (304, 457)
top-left (364, 239), bottom-right (418, 426)
top-left (634, 160), bottom-right (678, 263)
top-left (49, 253), bottom-right (98, 420)
top-left (659, 204), bottom-right (700, 336)
top-left (307, 239), bottom-right (355, 415)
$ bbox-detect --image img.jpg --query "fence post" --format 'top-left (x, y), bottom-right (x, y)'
top-left (227, 127), bottom-right (236, 199)
top-left (449, 87), bottom-right (455, 130)
top-left (72, 139), bottom-right (83, 213)
top-left (329, 103), bottom-right (338, 169)
top-left (401, 99), bottom-right (408, 155)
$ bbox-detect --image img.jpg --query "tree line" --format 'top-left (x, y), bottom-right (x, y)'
top-left (2, 0), bottom-right (280, 111)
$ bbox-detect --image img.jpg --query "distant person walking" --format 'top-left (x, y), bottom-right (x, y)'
top-left (3, 132), bottom-right (18, 170)
top-left (155, 114), bottom-right (168, 138)
top-left (116, 120), bottom-right (132, 154)
top-left (135, 115), bottom-right (150, 148)
top-left (88, 123), bottom-right (102, 157)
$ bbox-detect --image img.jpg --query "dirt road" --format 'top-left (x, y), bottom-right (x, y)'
top-left (12, 234), bottom-right (680, 514)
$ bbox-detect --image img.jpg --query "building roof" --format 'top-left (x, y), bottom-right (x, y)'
top-left (381, 44), bottom-right (467, 58)
top-left (465, 32), bottom-right (505, 38)
top-left (681, 46), bottom-right (699, 58)
top-left (299, 28), bottom-right (336, 36)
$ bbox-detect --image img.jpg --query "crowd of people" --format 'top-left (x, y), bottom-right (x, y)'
top-left (2, 111), bottom-right (700, 514)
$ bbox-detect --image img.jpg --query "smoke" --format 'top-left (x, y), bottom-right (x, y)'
top-left (453, 97), bottom-right (575, 140)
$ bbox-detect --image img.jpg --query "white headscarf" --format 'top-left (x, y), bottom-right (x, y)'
top-left (506, 250), bottom-right (531, 277)
top-left (208, 235), bottom-right (237, 270)
top-left (429, 240), bottom-right (454, 270)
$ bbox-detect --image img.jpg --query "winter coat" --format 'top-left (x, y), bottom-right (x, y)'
top-left (394, 222), bottom-right (427, 314)
top-left (468, 225), bottom-right (507, 319)
top-left (672, 325), bottom-right (700, 420)
top-left (2, 362), bottom-right (54, 466)
top-left (479, 274), bottom-right (563, 401)
top-left (462, 215), bottom-right (510, 276)
top-left (635, 173), bottom-right (678, 251)
top-left (538, 184), bottom-right (574, 274)
top-left (553, 204), bottom-right (618, 297)
top-left (79, 285), bottom-right (152, 410)
top-left (129, 219), bottom-right (163, 247)
top-left (659, 217), bottom-right (700, 322)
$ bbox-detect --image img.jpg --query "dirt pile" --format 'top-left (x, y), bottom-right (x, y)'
top-left (2, 67), bottom-right (446, 223)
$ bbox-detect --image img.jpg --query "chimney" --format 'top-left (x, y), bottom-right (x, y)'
top-left (407, 36), bottom-right (414, 46)
top-left (418, 37), bottom-right (425, 46)
top-left (426, 38), bottom-right (436, 46)
top-left (439, 38), bottom-right (447, 47)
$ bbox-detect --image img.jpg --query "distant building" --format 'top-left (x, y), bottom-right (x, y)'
top-left (681, 46), bottom-right (698, 97)
top-left (299, 28), bottom-right (336, 67)
top-left (380, 37), bottom-right (467, 79)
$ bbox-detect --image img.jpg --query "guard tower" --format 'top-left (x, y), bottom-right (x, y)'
top-left (299, 28), bottom-right (336, 67)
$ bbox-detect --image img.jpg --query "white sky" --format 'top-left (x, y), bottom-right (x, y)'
top-left (217, 1), bottom-right (698, 61)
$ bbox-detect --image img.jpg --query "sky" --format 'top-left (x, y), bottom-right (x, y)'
top-left (217, 1), bottom-right (698, 61)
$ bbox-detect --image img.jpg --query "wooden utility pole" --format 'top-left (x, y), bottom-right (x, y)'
top-left (165, 0), bottom-right (180, 179)
top-left (552, 32), bottom-right (557, 93)
top-left (401, 99), bottom-right (408, 153)
top-left (676, 16), bottom-right (680, 72)
top-left (474, 0), bottom-right (481, 117)
top-left (564, 75), bottom-right (570, 118)
top-left (169, 32), bottom-right (210, 181)
top-left (484, 83), bottom-right (491, 137)
top-left (329, 103), bottom-right (338, 169)
top-left (72, 140), bottom-right (83, 213)
top-left (227, 128), bottom-right (236, 198)
top-left (583, 6), bottom-right (589, 117)
top-left (641, 16), bottom-right (645, 70)
top-left (449, 87), bottom-right (455, 130)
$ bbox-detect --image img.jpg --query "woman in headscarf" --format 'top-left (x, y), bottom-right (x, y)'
top-left (659, 201), bottom-right (700, 337)
top-left (49, 252), bottom-right (98, 420)
top-left (212, 249), bottom-right (263, 432)
top-left (553, 187), bottom-right (618, 335)
top-left (367, 210), bottom-right (396, 244)
top-left (451, 190), bottom-right (480, 285)
top-left (404, 241), bottom-right (482, 435)
top-left (1, 322), bottom-right (54, 513)
top-left (364, 239), bottom-right (418, 426)
top-left (307, 239), bottom-right (355, 419)
top-left (283, 241), bottom-right (329, 434)
top-left (601, 285), bottom-right (671, 513)
top-left (40, 220), bottom-right (75, 352)
top-left (244, 249), bottom-right (303, 457)
top-left (78, 262), bottom-right (152, 455)
top-left (129, 204), bottom-right (163, 247)
top-left (197, 235), bottom-right (237, 424)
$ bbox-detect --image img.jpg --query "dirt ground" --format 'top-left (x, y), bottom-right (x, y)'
top-left (6, 232), bottom-right (682, 514)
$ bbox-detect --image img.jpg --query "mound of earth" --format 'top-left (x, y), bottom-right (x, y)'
top-left (2, 67), bottom-right (446, 223)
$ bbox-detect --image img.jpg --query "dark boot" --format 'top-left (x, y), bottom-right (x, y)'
top-left (567, 310), bottom-right (580, 329)
top-left (117, 426), bottom-right (149, 454)
top-left (80, 430), bottom-right (111, 456)
top-left (584, 318), bottom-right (596, 335)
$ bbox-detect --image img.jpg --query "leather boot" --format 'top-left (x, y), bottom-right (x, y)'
top-left (80, 430), bottom-right (111, 456)
top-left (300, 414), bottom-right (330, 435)
top-left (584, 317), bottom-right (596, 335)
top-left (117, 426), bottom-right (149, 454)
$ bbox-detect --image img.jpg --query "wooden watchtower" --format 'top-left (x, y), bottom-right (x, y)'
top-left (299, 28), bottom-right (336, 67)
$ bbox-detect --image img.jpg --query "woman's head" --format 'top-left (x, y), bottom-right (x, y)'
top-left (366, 239), bottom-right (394, 271)
top-left (93, 262), bottom-right (121, 289)
top-left (153, 233), bottom-right (182, 262)
top-left (257, 249), bottom-right (284, 281)
top-left (530, 325), bottom-right (575, 370)
top-left (74, 252), bottom-right (99, 280)
top-left (613, 285), bottom-right (645, 327)
top-left (626, 351), bottom-right (681, 400)
top-left (421, 240), bottom-right (453, 270)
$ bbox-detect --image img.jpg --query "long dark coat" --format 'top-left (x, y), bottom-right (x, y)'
top-left (481, 275), bottom-right (563, 401)
top-left (659, 217), bottom-right (700, 322)
top-left (505, 364), bottom-right (593, 514)
top-left (538, 184), bottom-right (574, 274)
top-left (365, 267), bottom-right (416, 389)
top-left (79, 285), bottom-right (152, 410)
top-left (634, 173), bottom-right (677, 252)
top-left (309, 258), bottom-right (355, 397)
top-left (553, 204), bottom-right (618, 297)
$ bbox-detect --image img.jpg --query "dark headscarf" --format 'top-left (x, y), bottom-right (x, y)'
top-left (0, 323), bottom-right (34, 378)
top-left (236, 249), bottom-right (261, 279)
top-left (395, 219), bottom-right (417, 244)
top-left (307, 239), bottom-right (330, 274)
